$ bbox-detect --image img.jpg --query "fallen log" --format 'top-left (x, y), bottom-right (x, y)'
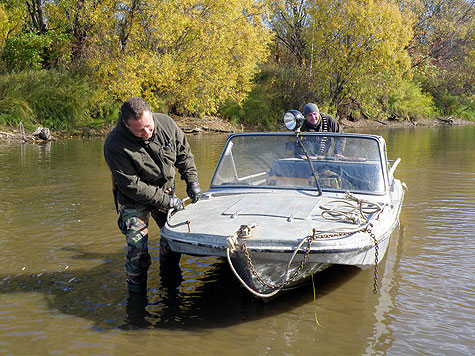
top-left (435, 116), bottom-right (454, 125)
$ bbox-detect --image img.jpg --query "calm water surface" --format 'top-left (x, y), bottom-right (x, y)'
top-left (0, 126), bottom-right (474, 355)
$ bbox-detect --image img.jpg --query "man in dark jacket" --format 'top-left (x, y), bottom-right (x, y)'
top-left (104, 97), bottom-right (201, 292)
top-left (299, 102), bottom-right (345, 156)
top-left (301, 102), bottom-right (343, 133)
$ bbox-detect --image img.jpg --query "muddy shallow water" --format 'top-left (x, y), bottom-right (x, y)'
top-left (0, 126), bottom-right (474, 355)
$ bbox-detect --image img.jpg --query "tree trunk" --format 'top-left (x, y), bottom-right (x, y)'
top-left (26, 0), bottom-right (47, 33)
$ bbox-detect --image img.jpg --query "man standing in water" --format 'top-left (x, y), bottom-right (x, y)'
top-left (104, 97), bottom-right (201, 293)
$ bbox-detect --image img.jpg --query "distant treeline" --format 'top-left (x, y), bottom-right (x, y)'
top-left (0, 0), bottom-right (474, 130)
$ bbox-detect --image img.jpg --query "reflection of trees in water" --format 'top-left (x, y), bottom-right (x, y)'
top-left (0, 245), bottom-right (364, 331)
top-left (363, 224), bottom-right (405, 355)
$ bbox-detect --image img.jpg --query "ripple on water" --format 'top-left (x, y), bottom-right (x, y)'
top-left (1, 130), bottom-right (475, 355)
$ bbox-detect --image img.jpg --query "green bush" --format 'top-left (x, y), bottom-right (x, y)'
top-left (433, 93), bottom-right (461, 116)
top-left (0, 69), bottom-right (115, 130)
top-left (1, 31), bottom-right (71, 72)
top-left (432, 94), bottom-right (475, 121)
top-left (219, 64), bottom-right (314, 129)
top-left (88, 101), bottom-right (121, 128)
top-left (456, 95), bottom-right (475, 121)
top-left (0, 97), bottom-right (35, 127)
top-left (388, 81), bottom-right (435, 120)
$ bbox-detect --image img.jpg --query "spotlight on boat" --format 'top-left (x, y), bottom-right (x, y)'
top-left (283, 110), bottom-right (304, 132)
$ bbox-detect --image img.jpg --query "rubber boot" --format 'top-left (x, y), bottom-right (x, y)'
top-left (118, 290), bottom-right (151, 330)
top-left (159, 238), bottom-right (182, 288)
top-left (126, 273), bottom-right (147, 293)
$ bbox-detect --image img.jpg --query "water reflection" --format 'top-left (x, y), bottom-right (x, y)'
top-left (1, 127), bottom-right (474, 355)
top-left (363, 224), bottom-right (406, 355)
top-left (0, 245), bottom-right (366, 332)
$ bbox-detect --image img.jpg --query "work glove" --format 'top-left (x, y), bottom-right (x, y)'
top-left (168, 196), bottom-right (183, 211)
top-left (186, 182), bottom-right (202, 203)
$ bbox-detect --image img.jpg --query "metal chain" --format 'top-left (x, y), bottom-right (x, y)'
top-left (240, 226), bottom-right (373, 290)
top-left (364, 225), bottom-right (380, 294)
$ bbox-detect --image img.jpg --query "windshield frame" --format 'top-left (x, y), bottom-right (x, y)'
top-left (209, 132), bottom-right (389, 195)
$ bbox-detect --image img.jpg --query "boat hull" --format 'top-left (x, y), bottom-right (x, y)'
top-left (161, 186), bottom-right (404, 296)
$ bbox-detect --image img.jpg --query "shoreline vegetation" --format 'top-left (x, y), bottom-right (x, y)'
top-left (2, 1), bottom-right (475, 144)
top-left (0, 115), bottom-right (473, 144)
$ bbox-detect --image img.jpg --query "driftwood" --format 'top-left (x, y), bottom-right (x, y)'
top-left (201, 125), bottom-right (235, 133)
top-left (18, 122), bottom-right (26, 141)
top-left (0, 130), bottom-right (17, 140)
top-left (435, 116), bottom-right (454, 125)
top-left (32, 127), bottom-right (51, 140)
top-left (0, 123), bottom-right (52, 143)
top-left (182, 125), bottom-right (235, 134)
top-left (358, 108), bottom-right (387, 125)
top-left (371, 116), bottom-right (387, 125)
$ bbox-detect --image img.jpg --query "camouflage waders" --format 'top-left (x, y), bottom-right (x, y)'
top-left (118, 205), bottom-right (168, 290)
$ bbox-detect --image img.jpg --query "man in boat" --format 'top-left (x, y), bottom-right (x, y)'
top-left (301, 102), bottom-right (343, 134)
top-left (104, 97), bottom-right (201, 293)
top-left (297, 102), bottom-right (345, 157)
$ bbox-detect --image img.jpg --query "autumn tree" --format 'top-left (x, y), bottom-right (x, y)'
top-left (270, 0), bottom-right (310, 65)
top-left (305, 0), bottom-right (413, 117)
top-left (0, 0), bottom-right (271, 115)
top-left (25, 0), bottom-right (46, 33)
top-left (43, 0), bottom-right (93, 65)
top-left (0, 0), bottom-right (26, 47)
top-left (76, 0), bottom-right (272, 115)
top-left (403, 0), bottom-right (475, 117)
top-left (405, 0), bottom-right (474, 69)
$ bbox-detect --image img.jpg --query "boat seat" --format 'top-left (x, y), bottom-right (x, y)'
top-left (267, 158), bottom-right (382, 192)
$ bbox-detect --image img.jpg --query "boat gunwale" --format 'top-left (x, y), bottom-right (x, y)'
top-left (163, 218), bottom-right (398, 255)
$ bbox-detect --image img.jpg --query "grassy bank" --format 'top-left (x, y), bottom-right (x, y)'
top-left (0, 68), bottom-right (474, 143)
top-left (2, 112), bottom-right (474, 144)
top-left (0, 70), bottom-right (118, 132)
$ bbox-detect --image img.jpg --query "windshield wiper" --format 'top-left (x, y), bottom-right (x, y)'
top-left (296, 136), bottom-right (323, 196)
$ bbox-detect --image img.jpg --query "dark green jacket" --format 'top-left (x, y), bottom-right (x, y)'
top-left (104, 113), bottom-right (198, 209)
top-left (301, 113), bottom-right (343, 133)
top-left (299, 113), bottom-right (345, 155)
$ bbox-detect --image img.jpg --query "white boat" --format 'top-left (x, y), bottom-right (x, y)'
top-left (161, 111), bottom-right (406, 298)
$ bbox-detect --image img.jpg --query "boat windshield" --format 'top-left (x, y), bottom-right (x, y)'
top-left (211, 134), bottom-right (386, 193)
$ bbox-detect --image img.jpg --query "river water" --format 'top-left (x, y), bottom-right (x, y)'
top-left (0, 126), bottom-right (473, 355)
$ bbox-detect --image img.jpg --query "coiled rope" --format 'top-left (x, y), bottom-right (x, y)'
top-left (321, 192), bottom-right (383, 224)
top-left (225, 193), bottom-right (384, 298)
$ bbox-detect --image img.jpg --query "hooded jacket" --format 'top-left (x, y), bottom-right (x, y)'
top-left (104, 113), bottom-right (198, 209)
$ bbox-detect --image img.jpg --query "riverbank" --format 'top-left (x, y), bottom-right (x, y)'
top-left (0, 115), bottom-right (473, 143)
top-left (172, 114), bottom-right (475, 133)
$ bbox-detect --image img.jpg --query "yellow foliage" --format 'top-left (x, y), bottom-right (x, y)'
top-left (0, 5), bottom-right (8, 48)
top-left (0, 2), bottom-right (26, 48)
top-left (82, 0), bottom-right (271, 114)
top-left (307, 0), bottom-right (413, 111)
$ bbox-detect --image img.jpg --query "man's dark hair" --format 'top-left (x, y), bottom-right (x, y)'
top-left (119, 97), bottom-right (151, 124)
